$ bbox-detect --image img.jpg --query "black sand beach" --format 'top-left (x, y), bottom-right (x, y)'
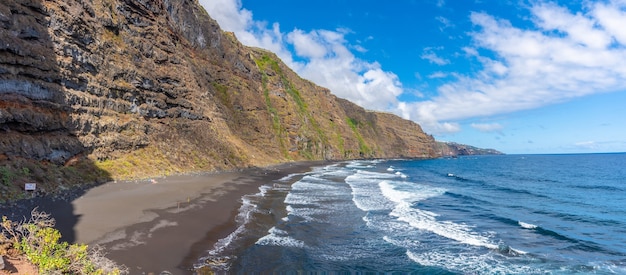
top-left (0, 161), bottom-right (325, 274)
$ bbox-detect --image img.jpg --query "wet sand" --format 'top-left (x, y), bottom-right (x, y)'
top-left (0, 161), bottom-right (325, 274)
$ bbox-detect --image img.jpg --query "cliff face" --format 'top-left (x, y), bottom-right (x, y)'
top-left (0, 0), bottom-right (438, 199)
top-left (437, 142), bottom-right (504, 157)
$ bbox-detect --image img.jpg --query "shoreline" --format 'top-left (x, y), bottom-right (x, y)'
top-left (0, 161), bottom-right (329, 274)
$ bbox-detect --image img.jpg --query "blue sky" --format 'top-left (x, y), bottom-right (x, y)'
top-left (200, 0), bottom-right (626, 154)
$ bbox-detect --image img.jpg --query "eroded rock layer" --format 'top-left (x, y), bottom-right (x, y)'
top-left (0, 0), bottom-right (438, 199)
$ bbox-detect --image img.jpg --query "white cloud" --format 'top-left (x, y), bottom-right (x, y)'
top-left (197, 0), bottom-right (250, 33)
top-left (352, 44), bottom-right (368, 53)
top-left (569, 140), bottom-right (626, 152)
top-left (532, 3), bottom-right (612, 49)
top-left (471, 123), bottom-right (503, 132)
top-left (427, 72), bottom-right (448, 79)
top-left (462, 46), bottom-right (478, 56)
top-left (287, 29), bottom-right (328, 59)
top-left (592, 2), bottom-right (626, 45)
top-left (200, 0), bottom-right (403, 112)
top-left (435, 122), bottom-right (461, 133)
top-left (403, 1), bottom-right (626, 134)
top-left (200, 0), bottom-right (626, 136)
top-left (404, 88), bottom-right (425, 98)
top-left (436, 16), bottom-right (454, 31)
top-left (290, 29), bottom-right (403, 110)
top-left (574, 141), bottom-right (597, 149)
top-left (198, 0), bottom-right (294, 67)
top-left (421, 47), bottom-right (450, 65)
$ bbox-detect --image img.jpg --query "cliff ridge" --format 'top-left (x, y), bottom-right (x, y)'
top-left (0, 0), bottom-right (438, 200)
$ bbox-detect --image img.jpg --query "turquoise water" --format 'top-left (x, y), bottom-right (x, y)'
top-left (199, 154), bottom-right (626, 274)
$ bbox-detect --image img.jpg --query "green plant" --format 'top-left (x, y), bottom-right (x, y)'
top-left (21, 167), bottom-right (31, 177)
top-left (19, 225), bottom-right (71, 272)
top-left (259, 69), bottom-right (289, 158)
top-left (346, 117), bottom-right (372, 156)
top-left (255, 53), bottom-right (330, 158)
top-left (1, 209), bottom-right (128, 274)
top-left (329, 120), bottom-right (345, 157)
top-left (212, 82), bottom-right (231, 107)
top-left (0, 166), bottom-right (15, 186)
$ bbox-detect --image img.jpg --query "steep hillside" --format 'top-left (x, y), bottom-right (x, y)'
top-left (0, 0), bottom-right (438, 200)
top-left (437, 142), bottom-right (504, 156)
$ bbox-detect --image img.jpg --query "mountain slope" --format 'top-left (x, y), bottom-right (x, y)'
top-left (0, 0), bottom-right (438, 200)
top-left (437, 142), bottom-right (504, 156)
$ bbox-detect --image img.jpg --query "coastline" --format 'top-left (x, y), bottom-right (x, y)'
top-left (0, 161), bottom-right (327, 274)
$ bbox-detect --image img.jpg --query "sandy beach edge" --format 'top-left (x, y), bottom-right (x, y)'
top-left (0, 160), bottom-right (332, 274)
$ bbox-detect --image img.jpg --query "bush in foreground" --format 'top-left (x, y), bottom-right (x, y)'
top-left (1, 209), bottom-right (128, 274)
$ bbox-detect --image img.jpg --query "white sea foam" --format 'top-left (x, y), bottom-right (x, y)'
top-left (379, 180), bottom-right (501, 251)
top-left (202, 183), bottom-right (271, 261)
top-left (197, 163), bottom-right (348, 270)
top-left (319, 167), bottom-right (354, 177)
top-left (395, 204), bottom-right (497, 247)
top-left (363, 212), bottom-right (408, 233)
top-left (407, 250), bottom-right (540, 274)
top-left (383, 235), bottom-right (421, 247)
top-left (255, 235), bottom-right (305, 248)
top-left (345, 168), bottom-right (419, 212)
top-left (395, 171), bottom-right (407, 178)
top-left (344, 162), bottom-right (529, 267)
top-left (387, 166), bottom-right (395, 172)
top-left (346, 174), bottom-right (394, 211)
top-left (285, 176), bottom-right (339, 207)
top-left (379, 181), bottom-right (528, 256)
top-left (205, 219), bottom-right (248, 256)
top-left (237, 193), bottom-right (263, 224)
top-left (297, 174), bottom-right (340, 186)
top-left (345, 160), bottom-right (377, 169)
top-left (350, 169), bottom-right (402, 179)
top-left (256, 227), bottom-right (305, 248)
top-left (268, 226), bottom-right (288, 235)
top-left (597, 262), bottom-right (626, 274)
top-left (393, 202), bottom-right (504, 251)
top-left (284, 175), bottom-right (345, 221)
top-left (379, 180), bottom-right (445, 203)
top-left (312, 163), bottom-right (341, 173)
top-left (257, 184), bottom-right (272, 196)
top-left (278, 173), bottom-right (301, 182)
top-left (519, 221), bottom-right (538, 229)
top-left (271, 182), bottom-right (291, 192)
top-left (285, 205), bottom-right (333, 222)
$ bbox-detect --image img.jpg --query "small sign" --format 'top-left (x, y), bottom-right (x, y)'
top-left (24, 183), bottom-right (36, 191)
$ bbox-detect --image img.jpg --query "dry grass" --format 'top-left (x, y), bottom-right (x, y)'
top-left (0, 209), bottom-right (128, 274)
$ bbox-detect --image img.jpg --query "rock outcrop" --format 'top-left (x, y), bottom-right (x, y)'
top-left (437, 142), bottom-right (504, 156)
top-left (0, 0), bottom-right (438, 200)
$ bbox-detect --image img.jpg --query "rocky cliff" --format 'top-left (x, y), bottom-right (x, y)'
top-left (0, 0), bottom-right (438, 200)
top-left (437, 142), bottom-right (504, 156)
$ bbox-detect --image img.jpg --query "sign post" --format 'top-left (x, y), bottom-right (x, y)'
top-left (24, 183), bottom-right (36, 197)
top-left (24, 183), bottom-right (37, 191)
top-left (24, 183), bottom-right (36, 191)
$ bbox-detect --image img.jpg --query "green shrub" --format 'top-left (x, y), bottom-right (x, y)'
top-left (21, 167), bottom-right (31, 177)
top-left (19, 224), bottom-right (71, 272)
top-left (1, 209), bottom-right (128, 274)
top-left (0, 166), bottom-right (15, 186)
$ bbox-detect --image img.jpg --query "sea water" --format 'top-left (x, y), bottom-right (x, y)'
top-left (197, 154), bottom-right (626, 274)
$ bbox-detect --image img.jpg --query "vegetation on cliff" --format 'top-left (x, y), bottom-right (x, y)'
top-left (0, 0), bottom-right (438, 202)
top-left (1, 209), bottom-right (127, 274)
top-left (437, 141), bottom-right (504, 156)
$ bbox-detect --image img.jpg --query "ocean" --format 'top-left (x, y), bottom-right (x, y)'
top-left (197, 154), bottom-right (626, 274)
